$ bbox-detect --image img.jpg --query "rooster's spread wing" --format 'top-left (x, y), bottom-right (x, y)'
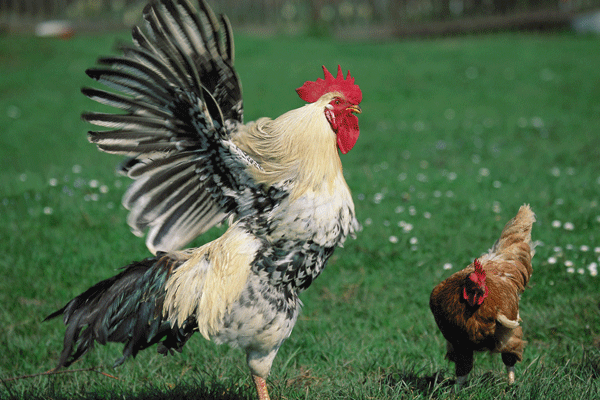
top-left (83, 0), bottom-right (266, 253)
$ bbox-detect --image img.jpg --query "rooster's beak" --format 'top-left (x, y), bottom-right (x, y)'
top-left (347, 105), bottom-right (362, 114)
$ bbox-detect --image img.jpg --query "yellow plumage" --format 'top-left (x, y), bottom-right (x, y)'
top-left (164, 223), bottom-right (261, 339)
top-left (235, 93), bottom-right (345, 201)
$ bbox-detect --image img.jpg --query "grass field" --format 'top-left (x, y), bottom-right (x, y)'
top-left (1, 27), bottom-right (600, 400)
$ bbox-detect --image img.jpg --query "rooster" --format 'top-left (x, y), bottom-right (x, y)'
top-left (429, 204), bottom-right (536, 387)
top-left (44, 1), bottom-right (362, 399)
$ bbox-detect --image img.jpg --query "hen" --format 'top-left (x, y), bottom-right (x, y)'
top-left (429, 204), bottom-right (536, 387)
top-left (44, 1), bottom-right (362, 399)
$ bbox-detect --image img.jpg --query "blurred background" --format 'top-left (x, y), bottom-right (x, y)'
top-left (2, 0), bottom-right (600, 39)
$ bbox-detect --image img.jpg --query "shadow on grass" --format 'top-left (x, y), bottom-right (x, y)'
top-left (380, 366), bottom-right (454, 395)
top-left (2, 380), bottom-right (256, 400)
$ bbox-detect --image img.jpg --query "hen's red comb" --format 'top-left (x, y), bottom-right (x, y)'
top-left (473, 259), bottom-right (486, 279)
top-left (296, 65), bottom-right (362, 105)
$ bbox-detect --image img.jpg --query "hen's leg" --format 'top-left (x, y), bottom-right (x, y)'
top-left (447, 342), bottom-right (473, 387)
top-left (502, 353), bottom-right (519, 384)
top-left (252, 374), bottom-right (271, 400)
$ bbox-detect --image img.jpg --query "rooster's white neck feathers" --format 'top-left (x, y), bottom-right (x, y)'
top-left (236, 94), bottom-right (344, 200)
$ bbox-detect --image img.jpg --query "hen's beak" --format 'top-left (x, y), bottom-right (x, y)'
top-left (347, 105), bottom-right (362, 114)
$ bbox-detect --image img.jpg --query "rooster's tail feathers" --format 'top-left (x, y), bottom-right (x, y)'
top-left (45, 254), bottom-right (196, 369)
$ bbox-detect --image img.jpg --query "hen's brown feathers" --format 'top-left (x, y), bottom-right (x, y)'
top-left (429, 204), bottom-right (536, 383)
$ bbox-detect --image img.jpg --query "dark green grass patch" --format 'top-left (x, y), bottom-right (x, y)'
top-left (1, 30), bottom-right (599, 399)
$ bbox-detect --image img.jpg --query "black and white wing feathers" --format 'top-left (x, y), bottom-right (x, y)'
top-left (83, 0), bottom-right (260, 253)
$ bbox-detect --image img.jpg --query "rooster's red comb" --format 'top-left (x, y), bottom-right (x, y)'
top-left (296, 65), bottom-right (362, 105)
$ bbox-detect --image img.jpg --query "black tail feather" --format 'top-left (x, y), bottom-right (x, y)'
top-left (45, 254), bottom-right (197, 369)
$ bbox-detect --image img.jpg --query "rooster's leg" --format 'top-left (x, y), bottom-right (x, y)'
top-left (252, 374), bottom-right (271, 400)
top-left (501, 353), bottom-right (518, 384)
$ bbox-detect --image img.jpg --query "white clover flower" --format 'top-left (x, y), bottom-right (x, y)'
top-left (49, 178), bottom-right (58, 187)
top-left (72, 165), bottom-right (82, 174)
top-left (587, 262), bottom-right (598, 277)
top-left (580, 245), bottom-right (589, 252)
top-left (551, 220), bottom-right (561, 228)
top-left (547, 257), bottom-right (557, 265)
top-left (566, 267), bottom-right (575, 274)
top-left (564, 222), bottom-right (575, 231)
top-left (409, 237), bottom-right (418, 245)
top-left (43, 207), bottom-right (53, 215)
top-left (565, 260), bottom-right (574, 267)
top-left (389, 236), bottom-right (398, 244)
top-left (443, 263), bottom-right (453, 270)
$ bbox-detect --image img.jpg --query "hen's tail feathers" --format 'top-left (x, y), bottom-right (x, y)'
top-left (44, 254), bottom-right (196, 369)
top-left (485, 204), bottom-right (536, 287)
top-left (490, 204), bottom-right (536, 258)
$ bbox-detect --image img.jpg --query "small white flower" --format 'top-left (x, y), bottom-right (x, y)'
top-left (403, 223), bottom-right (413, 233)
top-left (100, 185), bottom-right (109, 194)
top-left (395, 206), bottom-right (405, 214)
top-left (447, 172), bottom-right (457, 181)
top-left (587, 262), bottom-right (598, 277)
top-left (564, 222), bottom-right (575, 231)
top-left (423, 212), bottom-right (432, 219)
top-left (49, 178), bottom-right (58, 187)
top-left (551, 220), bottom-right (561, 228)
top-left (565, 260), bottom-right (574, 267)
top-left (566, 267), bottom-right (575, 274)
top-left (373, 193), bottom-right (384, 204)
top-left (577, 268), bottom-right (585, 275)
top-left (389, 236), bottom-right (398, 244)
top-left (383, 220), bottom-right (390, 227)
top-left (595, 247), bottom-right (600, 254)
top-left (433, 190), bottom-right (442, 198)
top-left (479, 167), bottom-right (490, 177)
top-left (409, 237), bottom-right (418, 245)
top-left (409, 206), bottom-right (417, 216)
top-left (43, 207), bottom-right (53, 215)
top-left (364, 218), bottom-right (372, 226)
top-left (580, 245), bottom-right (589, 252)
top-left (547, 257), bottom-right (557, 264)
top-left (19, 173), bottom-right (27, 182)
top-left (72, 165), bottom-right (82, 174)
top-left (443, 263), bottom-right (453, 270)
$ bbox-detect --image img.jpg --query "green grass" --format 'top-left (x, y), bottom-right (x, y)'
top-left (1, 29), bottom-right (600, 399)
